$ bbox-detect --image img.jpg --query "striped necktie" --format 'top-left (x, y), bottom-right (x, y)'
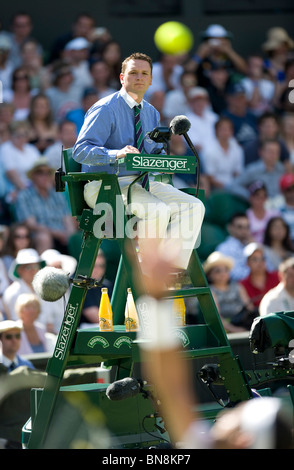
top-left (134, 105), bottom-right (149, 190)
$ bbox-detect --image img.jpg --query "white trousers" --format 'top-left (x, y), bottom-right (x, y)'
top-left (84, 176), bottom-right (205, 269)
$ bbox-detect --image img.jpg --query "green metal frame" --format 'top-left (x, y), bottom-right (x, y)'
top-left (25, 148), bottom-right (268, 449)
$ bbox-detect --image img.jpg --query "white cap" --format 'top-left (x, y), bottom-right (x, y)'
top-left (188, 86), bottom-right (208, 100)
top-left (202, 24), bottom-right (232, 39)
top-left (0, 320), bottom-right (23, 333)
top-left (65, 37), bottom-right (90, 51)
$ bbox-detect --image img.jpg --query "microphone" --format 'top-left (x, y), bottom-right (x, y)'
top-left (32, 267), bottom-right (70, 302)
top-left (106, 377), bottom-right (141, 401)
top-left (170, 115), bottom-right (201, 195)
top-left (169, 115), bottom-right (191, 136)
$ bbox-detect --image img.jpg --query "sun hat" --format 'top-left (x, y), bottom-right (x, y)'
top-left (203, 251), bottom-right (234, 274)
top-left (9, 248), bottom-right (46, 280)
top-left (26, 157), bottom-right (55, 179)
top-left (262, 27), bottom-right (294, 51)
top-left (0, 320), bottom-right (23, 333)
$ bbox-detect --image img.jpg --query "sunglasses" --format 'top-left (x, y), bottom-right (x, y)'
top-left (14, 234), bottom-right (30, 239)
top-left (3, 333), bottom-right (21, 340)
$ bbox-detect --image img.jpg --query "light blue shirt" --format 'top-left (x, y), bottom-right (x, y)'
top-left (73, 88), bottom-right (164, 175)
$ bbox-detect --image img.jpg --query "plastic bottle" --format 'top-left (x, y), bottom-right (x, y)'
top-left (99, 287), bottom-right (113, 331)
top-left (125, 288), bottom-right (139, 331)
top-left (173, 284), bottom-right (186, 326)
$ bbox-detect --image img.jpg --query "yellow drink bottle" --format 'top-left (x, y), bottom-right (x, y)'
top-left (99, 287), bottom-right (113, 331)
top-left (125, 288), bottom-right (139, 331)
top-left (173, 285), bottom-right (186, 326)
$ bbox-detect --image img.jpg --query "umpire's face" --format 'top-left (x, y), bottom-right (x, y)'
top-left (120, 59), bottom-right (152, 101)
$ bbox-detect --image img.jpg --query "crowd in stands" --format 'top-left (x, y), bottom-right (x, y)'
top-left (0, 10), bottom-right (294, 355)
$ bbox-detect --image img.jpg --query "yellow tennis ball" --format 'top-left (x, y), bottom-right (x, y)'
top-left (154, 21), bottom-right (194, 55)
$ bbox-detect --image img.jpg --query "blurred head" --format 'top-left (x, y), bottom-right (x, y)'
top-left (215, 117), bottom-right (234, 141)
top-left (29, 93), bottom-right (54, 125)
top-left (9, 121), bottom-right (30, 149)
top-left (228, 213), bottom-right (251, 243)
top-left (11, 12), bottom-right (33, 41)
top-left (264, 216), bottom-right (292, 250)
top-left (15, 293), bottom-right (41, 325)
top-left (12, 66), bottom-right (31, 92)
top-left (244, 243), bottom-right (266, 274)
top-left (203, 252), bottom-right (234, 285)
top-left (278, 257), bottom-right (294, 292)
top-left (188, 87), bottom-right (209, 115)
top-left (258, 139), bottom-right (281, 168)
top-left (73, 13), bottom-right (95, 39)
top-left (0, 321), bottom-right (23, 359)
top-left (58, 120), bottom-right (77, 148)
top-left (258, 112), bottom-right (280, 138)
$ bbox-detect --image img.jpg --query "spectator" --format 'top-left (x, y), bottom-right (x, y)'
top-left (281, 112), bottom-right (294, 166)
top-left (246, 180), bottom-right (280, 243)
top-left (186, 86), bottom-right (218, 155)
top-left (44, 120), bottom-right (78, 169)
top-left (1, 222), bottom-right (35, 275)
top-left (0, 120), bottom-right (40, 198)
top-left (204, 63), bottom-right (232, 115)
top-left (243, 112), bottom-right (290, 167)
top-left (15, 157), bottom-right (76, 254)
top-left (79, 251), bottom-right (113, 329)
top-left (203, 251), bottom-right (250, 332)
top-left (145, 53), bottom-right (183, 102)
top-left (274, 58), bottom-right (294, 114)
top-left (162, 70), bottom-right (197, 122)
top-left (1, 248), bottom-right (54, 328)
top-left (0, 103), bottom-right (14, 144)
top-left (280, 113), bottom-right (294, 167)
top-left (202, 116), bottom-right (244, 190)
top-left (215, 212), bottom-right (253, 281)
top-left (45, 61), bottom-right (81, 122)
top-left (222, 82), bottom-right (258, 147)
top-left (27, 93), bottom-right (58, 154)
top-left (48, 12), bottom-right (95, 64)
top-left (15, 293), bottom-right (56, 354)
top-left (0, 34), bottom-right (14, 100)
top-left (186, 24), bottom-right (247, 86)
top-left (240, 242), bottom-right (279, 308)
top-left (262, 27), bottom-right (294, 83)
top-left (259, 256), bottom-right (294, 316)
top-left (63, 37), bottom-right (93, 95)
top-left (0, 320), bottom-right (34, 371)
top-left (89, 60), bottom-right (117, 100)
top-left (6, 66), bottom-right (36, 121)
top-left (66, 88), bottom-right (98, 134)
top-left (240, 54), bottom-right (275, 116)
top-left (230, 139), bottom-right (285, 202)
top-left (6, 12), bottom-right (35, 69)
top-left (263, 216), bottom-right (294, 271)
top-left (20, 38), bottom-right (51, 92)
top-left (100, 40), bottom-right (122, 90)
top-left (278, 173), bottom-right (294, 243)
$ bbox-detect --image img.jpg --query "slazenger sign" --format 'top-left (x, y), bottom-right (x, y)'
top-left (125, 154), bottom-right (196, 174)
top-left (54, 303), bottom-right (78, 360)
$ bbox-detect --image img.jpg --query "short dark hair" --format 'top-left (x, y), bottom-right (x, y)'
top-left (121, 52), bottom-right (153, 74)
